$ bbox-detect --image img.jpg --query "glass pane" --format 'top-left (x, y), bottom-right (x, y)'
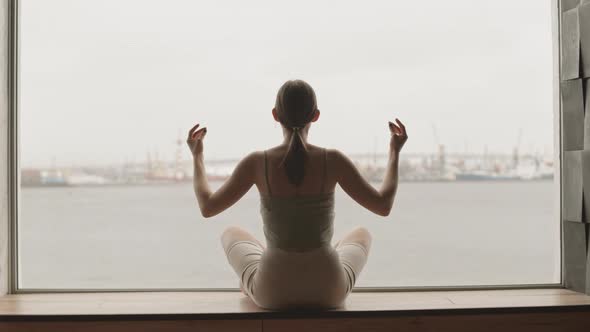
top-left (19, 0), bottom-right (558, 288)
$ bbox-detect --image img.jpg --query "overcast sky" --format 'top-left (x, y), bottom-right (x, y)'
top-left (20, 0), bottom-right (554, 168)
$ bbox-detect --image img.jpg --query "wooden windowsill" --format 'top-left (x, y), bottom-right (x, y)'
top-left (1, 288), bottom-right (590, 320)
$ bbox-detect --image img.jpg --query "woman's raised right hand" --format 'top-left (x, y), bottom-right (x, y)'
top-left (388, 118), bottom-right (408, 154)
top-left (187, 123), bottom-right (207, 158)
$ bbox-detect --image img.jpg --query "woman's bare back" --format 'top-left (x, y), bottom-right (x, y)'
top-left (255, 144), bottom-right (337, 197)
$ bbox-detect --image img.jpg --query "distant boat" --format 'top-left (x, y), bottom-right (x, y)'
top-left (39, 170), bottom-right (68, 186)
top-left (65, 174), bottom-right (108, 186)
top-left (454, 171), bottom-right (520, 181)
top-left (40, 177), bottom-right (68, 186)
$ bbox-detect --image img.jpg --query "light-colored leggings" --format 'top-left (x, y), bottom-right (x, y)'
top-left (224, 240), bottom-right (369, 310)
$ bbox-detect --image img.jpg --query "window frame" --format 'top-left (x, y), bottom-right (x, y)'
top-left (6, 0), bottom-right (564, 294)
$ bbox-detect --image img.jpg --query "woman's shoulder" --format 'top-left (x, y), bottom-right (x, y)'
top-left (233, 151), bottom-right (264, 171)
top-left (323, 147), bottom-right (348, 164)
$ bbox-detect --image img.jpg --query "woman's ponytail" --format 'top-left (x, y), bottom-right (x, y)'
top-left (280, 126), bottom-right (308, 186)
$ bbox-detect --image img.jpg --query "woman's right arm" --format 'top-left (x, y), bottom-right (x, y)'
top-left (334, 119), bottom-right (408, 217)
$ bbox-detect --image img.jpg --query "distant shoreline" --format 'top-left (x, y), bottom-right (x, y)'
top-left (20, 177), bottom-right (554, 189)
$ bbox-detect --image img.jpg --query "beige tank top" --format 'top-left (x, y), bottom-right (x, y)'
top-left (260, 148), bottom-right (335, 252)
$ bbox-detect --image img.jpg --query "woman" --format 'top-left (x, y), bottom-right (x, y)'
top-left (186, 79), bottom-right (407, 310)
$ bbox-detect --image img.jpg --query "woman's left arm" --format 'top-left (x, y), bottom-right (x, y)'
top-left (187, 124), bottom-right (257, 218)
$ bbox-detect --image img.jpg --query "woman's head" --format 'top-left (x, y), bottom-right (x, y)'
top-left (274, 79), bottom-right (318, 128)
top-left (272, 79), bottom-right (319, 186)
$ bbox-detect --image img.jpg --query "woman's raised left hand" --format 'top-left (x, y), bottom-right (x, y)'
top-left (187, 123), bottom-right (207, 158)
top-left (388, 118), bottom-right (408, 154)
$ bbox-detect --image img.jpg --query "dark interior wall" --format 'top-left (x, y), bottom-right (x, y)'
top-left (560, 0), bottom-right (590, 294)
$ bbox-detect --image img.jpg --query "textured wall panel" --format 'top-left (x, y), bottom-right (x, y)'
top-left (579, 3), bottom-right (590, 77)
top-left (562, 7), bottom-right (581, 80)
top-left (564, 0), bottom-right (582, 12)
top-left (583, 150), bottom-right (590, 222)
top-left (562, 0), bottom-right (590, 296)
top-left (562, 79), bottom-right (585, 150)
top-left (564, 220), bottom-right (588, 293)
top-left (585, 80), bottom-right (590, 148)
top-left (563, 151), bottom-right (584, 222)
top-left (587, 224), bottom-right (590, 294)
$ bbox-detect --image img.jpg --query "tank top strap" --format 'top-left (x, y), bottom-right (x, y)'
top-left (319, 147), bottom-right (327, 194)
top-left (264, 150), bottom-right (272, 196)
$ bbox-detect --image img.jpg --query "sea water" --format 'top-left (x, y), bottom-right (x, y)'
top-left (19, 181), bottom-right (559, 289)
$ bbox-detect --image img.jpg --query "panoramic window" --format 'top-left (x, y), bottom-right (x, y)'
top-left (18, 0), bottom-right (557, 289)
